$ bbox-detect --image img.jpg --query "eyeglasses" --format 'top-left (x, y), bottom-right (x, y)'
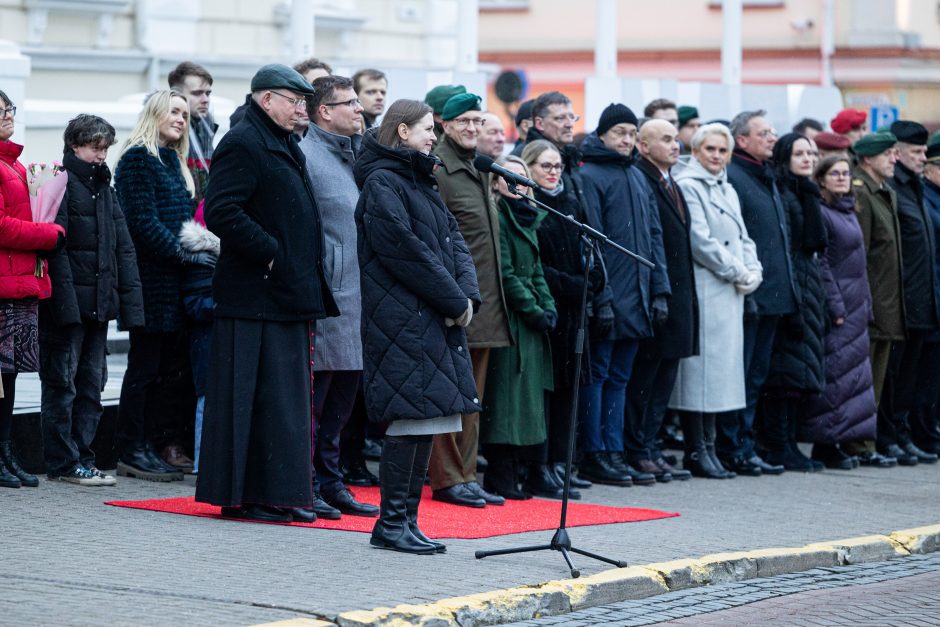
top-left (827, 170), bottom-right (851, 178)
top-left (451, 117), bottom-right (484, 129)
top-left (269, 91), bottom-right (307, 110)
top-left (549, 114), bottom-right (580, 124)
top-left (753, 129), bottom-right (777, 139)
top-left (0, 106), bottom-right (15, 119)
top-left (323, 98), bottom-right (362, 109)
top-left (536, 162), bottom-right (564, 173)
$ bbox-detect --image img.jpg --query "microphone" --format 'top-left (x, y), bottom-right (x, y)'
top-left (473, 154), bottom-right (539, 189)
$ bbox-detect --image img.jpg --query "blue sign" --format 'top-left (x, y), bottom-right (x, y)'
top-left (870, 106), bottom-right (899, 131)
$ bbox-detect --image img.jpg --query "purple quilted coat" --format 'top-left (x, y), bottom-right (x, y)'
top-left (800, 194), bottom-right (877, 443)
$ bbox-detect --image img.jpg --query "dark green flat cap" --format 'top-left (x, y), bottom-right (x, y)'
top-left (250, 64), bottom-right (315, 95)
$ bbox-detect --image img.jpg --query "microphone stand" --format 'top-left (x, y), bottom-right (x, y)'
top-left (475, 183), bottom-right (654, 578)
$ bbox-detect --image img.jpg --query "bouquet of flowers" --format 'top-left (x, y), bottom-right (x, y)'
top-left (27, 162), bottom-right (67, 276)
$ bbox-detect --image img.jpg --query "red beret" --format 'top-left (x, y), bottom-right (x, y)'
top-left (830, 108), bottom-right (867, 134)
top-left (814, 132), bottom-right (851, 151)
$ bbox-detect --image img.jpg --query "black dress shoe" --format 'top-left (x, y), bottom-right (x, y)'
top-left (857, 450), bottom-right (897, 467)
top-left (116, 448), bottom-right (183, 482)
top-left (362, 437), bottom-right (383, 461)
top-left (881, 444), bottom-right (918, 466)
top-left (221, 504), bottom-right (293, 523)
top-left (901, 441), bottom-right (939, 464)
top-left (524, 464), bottom-right (567, 500)
top-left (812, 444), bottom-right (855, 470)
top-left (311, 493), bottom-right (342, 520)
top-left (748, 454), bottom-right (786, 475)
top-left (551, 463), bottom-right (592, 489)
top-left (722, 456), bottom-right (762, 477)
top-left (325, 488), bottom-right (379, 516)
top-left (578, 453), bottom-right (632, 486)
top-left (432, 483), bottom-right (486, 507)
top-left (342, 461), bottom-right (380, 486)
top-left (290, 507), bottom-right (318, 523)
top-left (464, 481), bottom-right (505, 505)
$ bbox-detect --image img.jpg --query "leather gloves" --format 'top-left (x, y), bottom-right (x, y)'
top-left (535, 309), bottom-right (558, 332)
top-left (734, 269), bottom-right (762, 295)
top-left (590, 302), bottom-right (614, 339)
top-left (652, 295), bottom-right (669, 328)
top-left (178, 250), bottom-right (217, 268)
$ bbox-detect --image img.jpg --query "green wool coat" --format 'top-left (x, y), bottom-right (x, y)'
top-left (480, 197), bottom-right (556, 446)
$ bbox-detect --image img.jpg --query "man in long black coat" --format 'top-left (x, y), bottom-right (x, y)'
top-left (723, 110), bottom-right (796, 477)
top-left (624, 119), bottom-right (698, 481)
top-left (195, 65), bottom-right (338, 523)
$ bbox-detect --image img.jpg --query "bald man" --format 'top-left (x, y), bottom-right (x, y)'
top-left (624, 119), bottom-right (697, 481)
top-left (476, 112), bottom-right (506, 160)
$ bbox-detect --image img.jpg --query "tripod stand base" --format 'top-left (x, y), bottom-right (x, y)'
top-left (475, 528), bottom-right (628, 579)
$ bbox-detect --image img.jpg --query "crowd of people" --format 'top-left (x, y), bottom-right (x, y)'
top-left (1, 57), bottom-right (939, 556)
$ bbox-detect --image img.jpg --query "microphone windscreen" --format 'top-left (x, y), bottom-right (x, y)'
top-left (473, 154), bottom-right (495, 172)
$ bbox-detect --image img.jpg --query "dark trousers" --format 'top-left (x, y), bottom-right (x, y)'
top-left (313, 370), bottom-right (362, 497)
top-left (116, 329), bottom-right (195, 455)
top-left (545, 384), bottom-right (577, 465)
top-left (39, 319), bottom-right (108, 476)
top-left (912, 340), bottom-right (940, 451)
top-left (624, 352), bottom-right (680, 463)
top-left (717, 314), bottom-right (779, 460)
top-left (877, 334), bottom-right (925, 450)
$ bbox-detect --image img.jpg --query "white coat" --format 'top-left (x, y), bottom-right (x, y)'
top-left (669, 157), bottom-right (762, 412)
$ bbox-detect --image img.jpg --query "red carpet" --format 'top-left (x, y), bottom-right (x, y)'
top-left (106, 487), bottom-right (677, 539)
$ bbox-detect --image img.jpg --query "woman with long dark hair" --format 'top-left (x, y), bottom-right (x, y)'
top-left (0, 89), bottom-right (66, 488)
top-left (760, 132), bottom-right (828, 471)
top-left (800, 155), bottom-right (877, 468)
top-left (355, 100), bottom-right (480, 554)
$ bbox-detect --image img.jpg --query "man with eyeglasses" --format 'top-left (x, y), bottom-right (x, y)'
top-left (721, 109), bottom-right (796, 478)
top-left (294, 75), bottom-right (379, 521)
top-left (196, 64), bottom-right (339, 524)
top-left (429, 92), bottom-right (510, 508)
top-left (476, 112), bottom-right (506, 160)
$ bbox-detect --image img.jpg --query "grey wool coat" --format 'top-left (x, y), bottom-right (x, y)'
top-left (669, 158), bottom-right (762, 413)
top-left (300, 123), bottom-right (363, 371)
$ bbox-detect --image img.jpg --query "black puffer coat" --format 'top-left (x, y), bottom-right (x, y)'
top-left (45, 151), bottom-right (144, 329)
top-left (354, 132), bottom-right (481, 424)
top-left (765, 172), bottom-right (827, 394)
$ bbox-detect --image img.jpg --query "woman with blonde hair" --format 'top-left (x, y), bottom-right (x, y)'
top-left (114, 89), bottom-right (207, 481)
top-left (480, 155), bottom-right (557, 499)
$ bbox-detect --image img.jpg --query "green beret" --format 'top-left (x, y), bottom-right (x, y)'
top-left (441, 92), bottom-right (482, 121)
top-left (853, 132), bottom-right (898, 157)
top-left (250, 63), bottom-right (314, 95)
top-left (425, 85), bottom-right (466, 115)
top-left (678, 105), bottom-right (699, 128)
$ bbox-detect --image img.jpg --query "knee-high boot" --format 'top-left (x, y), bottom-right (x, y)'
top-left (370, 436), bottom-right (437, 554)
top-left (407, 438), bottom-right (445, 553)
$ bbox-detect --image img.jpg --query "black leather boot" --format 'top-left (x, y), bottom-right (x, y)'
top-left (407, 439), bottom-right (445, 553)
top-left (370, 436), bottom-right (436, 555)
top-left (0, 440), bottom-right (38, 487)
top-left (578, 452), bottom-right (632, 486)
top-left (551, 462), bottom-right (592, 489)
top-left (0, 453), bottom-right (20, 488)
top-left (524, 463), bottom-right (567, 499)
top-left (483, 446), bottom-right (530, 500)
top-left (681, 412), bottom-right (731, 479)
top-left (702, 413), bottom-right (736, 478)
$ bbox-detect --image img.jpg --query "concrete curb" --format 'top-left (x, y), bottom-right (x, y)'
top-left (325, 523), bottom-right (940, 627)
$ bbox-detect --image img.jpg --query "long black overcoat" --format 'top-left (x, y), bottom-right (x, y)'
top-left (354, 132), bottom-right (481, 424)
top-left (635, 157), bottom-right (699, 360)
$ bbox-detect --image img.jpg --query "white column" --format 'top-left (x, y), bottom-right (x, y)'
top-left (820, 0), bottom-right (835, 87)
top-left (291, 0), bottom-right (315, 61)
top-left (595, 0), bottom-right (617, 78)
top-left (721, 0), bottom-right (743, 86)
top-left (455, 0), bottom-right (479, 73)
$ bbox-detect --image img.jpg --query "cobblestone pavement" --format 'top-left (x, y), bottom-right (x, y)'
top-left (507, 553), bottom-right (940, 626)
top-left (0, 450), bottom-right (938, 624)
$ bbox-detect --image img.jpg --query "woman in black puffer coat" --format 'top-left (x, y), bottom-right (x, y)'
top-left (761, 133), bottom-right (828, 471)
top-left (355, 100), bottom-right (480, 555)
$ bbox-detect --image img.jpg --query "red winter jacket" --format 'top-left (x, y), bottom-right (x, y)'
top-left (0, 141), bottom-right (64, 300)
